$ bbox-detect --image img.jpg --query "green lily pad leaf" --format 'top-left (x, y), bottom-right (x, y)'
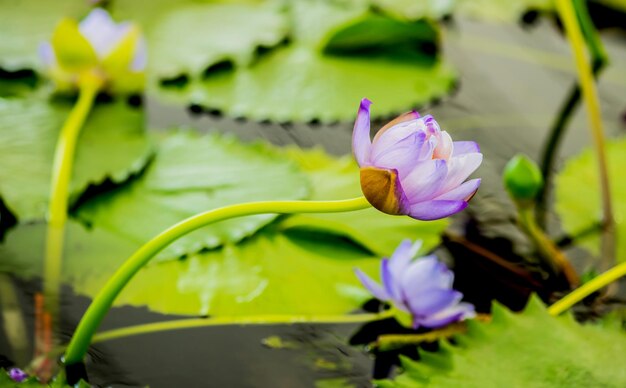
top-left (156, 1), bottom-right (456, 122)
top-left (75, 131), bottom-right (310, 260)
top-left (0, 220), bottom-right (378, 316)
top-left (0, 93), bottom-right (151, 221)
top-left (0, 0), bottom-right (90, 71)
top-left (380, 296), bottom-right (626, 387)
top-left (555, 139), bottom-right (626, 263)
top-left (278, 148), bottom-right (448, 256)
top-left (111, 1), bottom-right (288, 80)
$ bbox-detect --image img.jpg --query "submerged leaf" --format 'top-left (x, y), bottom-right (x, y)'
top-left (0, 93), bottom-right (151, 221)
top-left (380, 296), bottom-right (626, 387)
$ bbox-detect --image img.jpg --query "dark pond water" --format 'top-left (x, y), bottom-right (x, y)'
top-left (1, 16), bottom-right (626, 387)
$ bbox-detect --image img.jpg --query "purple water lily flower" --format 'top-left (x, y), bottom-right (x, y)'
top-left (355, 240), bottom-right (475, 329)
top-left (8, 367), bottom-right (28, 383)
top-left (353, 98), bottom-right (483, 220)
top-left (39, 8), bottom-right (146, 91)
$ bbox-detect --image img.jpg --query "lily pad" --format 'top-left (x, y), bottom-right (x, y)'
top-left (0, 93), bottom-right (151, 221)
top-left (278, 148), bottom-right (448, 256)
top-left (555, 139), bottom-right (626, 263)
top-left (156, 1), bottom-right (456, 122)
top-left (0, 219), bottom-right (378, 317)
top-left (74, 131), bottom-right (310, 260)
top-left (111, 1), bottom-right (288, 80)
top-left (380, 296), bottom-right (626, 387)
top-left (0, 0), bottom-right (90, 71)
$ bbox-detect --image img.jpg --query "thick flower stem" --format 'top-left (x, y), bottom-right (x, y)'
top-left (536, 0), bottom-right (607, 229)
top-left (548, 261), bottom-right (626, 316)
top-left (40, 73), bottom-right (102, 355)
top-left (555, 0), bottom-right (615, 272)
top-left (518, 206), bottom-right (579, 287)
top-left (63, 197), bottom-right (370, 366)
top-left (91, 310), bottom-right (395, 344)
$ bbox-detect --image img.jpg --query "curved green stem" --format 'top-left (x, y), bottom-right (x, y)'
top-left (555, 0), bottom-right (614, 271)
top-left (64, 197), bottom-right (371, 365)
top-left (41, 73), bottom-right (102, 344)
top-left (92, 310), bottom-right (394, 344)
top-left (518, 206), bottom-right (579, 287)
top-left (548, 261), bottom-right (626, 316)
top-left (536, 0), bottom-right (607, 229)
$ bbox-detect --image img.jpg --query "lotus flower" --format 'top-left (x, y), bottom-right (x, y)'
top-left (353, 98), bottom-right (482, 220)
top-left (39, 8), bottom-right (146, 92)
top-left (355, 240), bottom-right (475, 329)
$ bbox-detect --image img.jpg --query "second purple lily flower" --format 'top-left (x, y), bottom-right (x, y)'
top-left (353, 98), bottom-right (482, 220)
top-left (355, 240), bottom-right (475, 329)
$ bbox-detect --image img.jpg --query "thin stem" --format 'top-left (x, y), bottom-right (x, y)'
top-left (548, 261), bottom-right (626, 316)
top-left (64, 197), bottom-right (371, 365)
top-left (555, 0), bottom-right (615, 272)
top-left (536, 0), bottom-right (607, 229)
top-left (92, 310), bottom-right (395, 344)
top-left (40, 73), bottom-right (102, 352)
top-left (374, 322), bottom-right (467, 352)
top-left (518, 206), bottom-right (579, 287)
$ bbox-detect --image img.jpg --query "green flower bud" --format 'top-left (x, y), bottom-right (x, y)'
top-left (503, 154), bottom-right (543, 202)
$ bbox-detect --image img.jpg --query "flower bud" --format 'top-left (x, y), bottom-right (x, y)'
top-left (39, 9), bottom-right (146, 93)
top-left (503, 154), bottom-right (543, 202)
top-left (352, 98), bottom-right (482, 220)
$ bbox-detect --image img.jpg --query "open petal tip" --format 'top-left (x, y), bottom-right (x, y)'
top-left (354, 268), bottom-right (388, 301)
top-left (408, 200), bottom-right (468, 221)
top-left (360, 97), bottom-right (372, 108)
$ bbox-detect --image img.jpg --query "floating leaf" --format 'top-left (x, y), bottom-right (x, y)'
top-left (279, 148), bottom-right (448, 256)
top-left (75, 131), bottom-right (310, 260)
top-left (111, 1), bottom-right (288, 80)
top-left (0, 0), bottom-right (90, 71)
top-left (0, 220), bottom-right (378, 316)
top-left (380, 296), bottom-right (626, 387)
top-left (155, 1), bottom-right (456, 122)
top-left (0, 93), bottom-right (151, 221)
top-left (555, 139), bottom-right (626, 263)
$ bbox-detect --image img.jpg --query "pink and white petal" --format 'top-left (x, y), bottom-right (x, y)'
top-left (405, 289), bottom-right (462, 317)
top-left (417, 302), bottom-right (475, 328)
top-left (433, 131), bottom-right (453, 160)
top-left (452, 141), bottom-right (480, 156)
top-left (401, 159), bottom-right (448, 203)
top-left (130, 37), bottom-right (147, 71)
top-left (371, 119), bottom-right (424, 156)
top-left (439, 153), bottom-right (483, 193)
top-left (388, 240), bottom-right (420, 284)
top-left (372, 132), bottom-right (426, 179)
top-left (354, 268), bottom-right (390, 301)
top-left (79, 9), bottom-right (127, 58)
top-left (398, 256), bottom-right (444, 295)
top-left (408, 200), bottom-right (468, 220)
top-left (373, 111), bottom-right (421, 142)
top-left (38, 42), bottom-right (57, 67)
top-left (352, 98), bottom-right (373, 166)
top-left (381, 258), bottom-right (403, 301)
top-left (422, 115), bottom-right (441, 135)
top-left (435, 179), bottom-right (481, 201)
